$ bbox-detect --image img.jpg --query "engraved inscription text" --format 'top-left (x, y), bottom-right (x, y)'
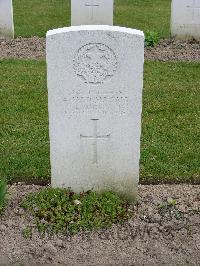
top-left (64, 91), bottom-right (129, 117)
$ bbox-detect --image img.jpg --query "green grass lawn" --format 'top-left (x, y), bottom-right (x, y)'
top-left (0, 60), bottom-right (199, 184)
top-left (13, 0), bottom-right (171, 38)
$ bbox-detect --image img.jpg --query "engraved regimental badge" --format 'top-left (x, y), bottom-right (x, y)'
top-left (73, 43), bottom-right (117, 84)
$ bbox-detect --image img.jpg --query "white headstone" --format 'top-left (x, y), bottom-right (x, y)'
top-left (0, 0), bottom-right (14, 38)
top-left (71, 0), bottom-right (113, 26)
top-left (171, 0), bottom-right (200, 40)
top-left (46, 25), bottom-right (144, 201)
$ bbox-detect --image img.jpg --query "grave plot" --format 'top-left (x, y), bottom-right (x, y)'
top-left (46, 26), bottom-right (144, 201)
top-left (0, 0), bottom-right (199, 265)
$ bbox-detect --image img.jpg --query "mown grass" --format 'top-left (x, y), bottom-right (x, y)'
top-left (0, 60), bottom-right (50, 182)
top-left (0, 60), bottom-right (199, 184)
top-left (0, 179), bottom-right (7, 214)
top-left (13, 0), bottom-right (171, 38)
top-left (141, 61), bottom-right (200, 184)
top-left (115, 0), bottom-right (171, 38)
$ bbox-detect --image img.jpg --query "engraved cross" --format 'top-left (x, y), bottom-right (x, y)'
top-left (186, 0), bottom-right (200, 23)
top-left (85, 0), bottom-right (100, 21)
top-left (80, 119), bottom-right (110, 164)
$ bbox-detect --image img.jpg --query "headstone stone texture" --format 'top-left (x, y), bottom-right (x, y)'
top-left (46, 25), bottom-right (144, 201)
top-left (0, 0), bottom-right (14, 38)
top-left (171, 0), bottom-right (200, 40)
top-left (71, 0), bottom-right (113, 26)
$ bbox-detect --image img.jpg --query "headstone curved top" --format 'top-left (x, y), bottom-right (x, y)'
top-left (71, 0), bottom-right (113, 26)
top-left (171, 0), bottom-right (200, 40)
top-left (0, 0), bottom-right (14, 38)
top-left (46, 25), bottom-right (144, 201)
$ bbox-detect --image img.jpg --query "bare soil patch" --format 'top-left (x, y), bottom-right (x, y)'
top-left (0, 184), bottom-right (199, 265)
top-left (0, 37), bottom-right (199, 62)
top-left (145, 39), bottom-right (200, 62)
top-left (0, 37), bottom-right (45, 60)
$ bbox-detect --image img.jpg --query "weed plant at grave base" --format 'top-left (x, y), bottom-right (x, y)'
top-left (0, 60), bottom-right (199, 184)
top-left (145, 31), bottom-right (160, 47)
top-left (21, 188), bottom-right (132, 235)
top-left (0, 179), bottom-right (7, 214)
top-left (13, 0), bottom-right (171, 38)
